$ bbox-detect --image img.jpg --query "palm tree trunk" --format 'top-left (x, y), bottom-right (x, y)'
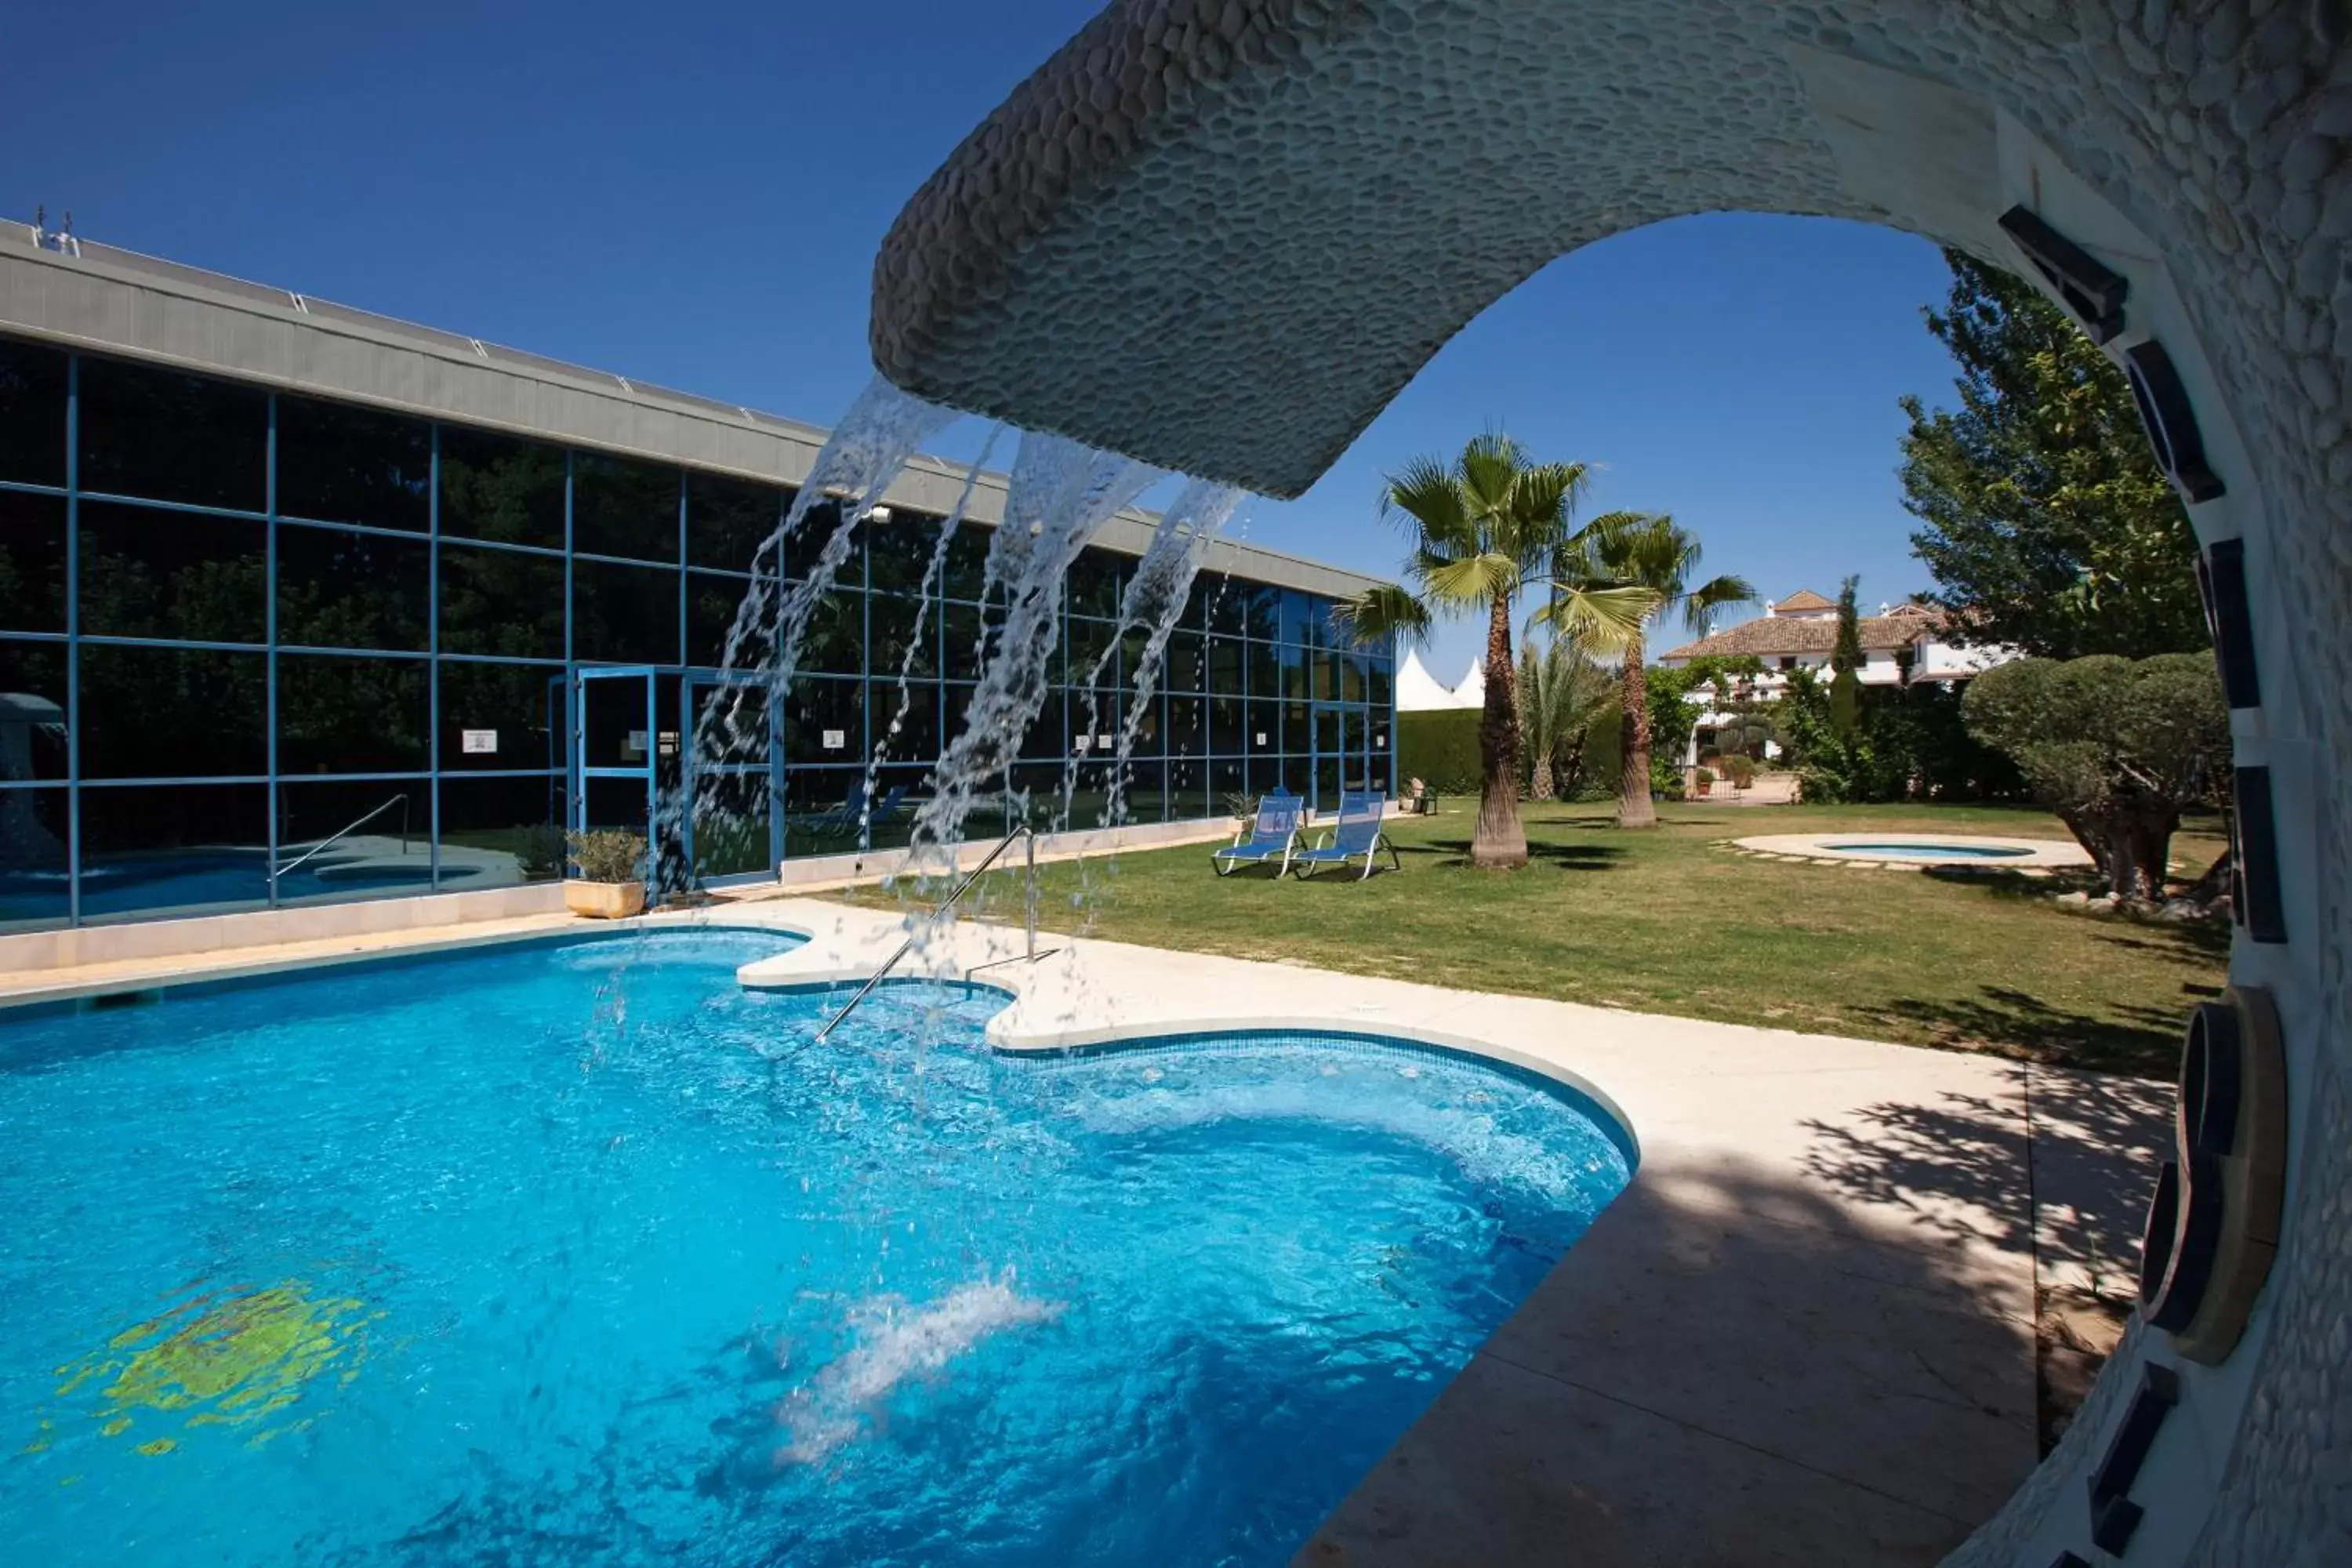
top-left (1617, 628), bottom-right (1657, 829)
top-left (1530, 753), bottom-right (1555, 801)
top-left (1472, 590), bottom-right (1528, 869)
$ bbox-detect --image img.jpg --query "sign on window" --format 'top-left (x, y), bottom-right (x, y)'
top-left (461, 729), bottom-right (498, 754)
top-left (821, 728), bottom-right (847, 750)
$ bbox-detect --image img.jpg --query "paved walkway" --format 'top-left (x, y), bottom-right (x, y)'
top-left (0, 896), bottom-right (2169, 1565)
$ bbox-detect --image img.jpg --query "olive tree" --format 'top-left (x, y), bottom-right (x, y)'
top-left (1962, 653), bottom-right (2230, 898)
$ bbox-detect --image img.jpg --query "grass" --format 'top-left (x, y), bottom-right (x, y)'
top-left (835, 798), bottom-right (2229, 1078)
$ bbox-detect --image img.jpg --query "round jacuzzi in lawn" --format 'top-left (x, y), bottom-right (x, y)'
top-left (1729, 833), bottom-right (2090, 870)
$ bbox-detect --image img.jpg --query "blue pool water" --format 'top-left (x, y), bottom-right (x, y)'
top-left (0, 930), bottom-right (1632, 1565)
top-left (1827, 840), bottom-right (2035, 860)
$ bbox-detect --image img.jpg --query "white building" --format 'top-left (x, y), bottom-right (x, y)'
top-left (1657, 589), bottom-right (2020, 764)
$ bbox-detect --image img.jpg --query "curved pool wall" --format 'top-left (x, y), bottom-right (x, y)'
top-left (1826, 841), bottom-right (2037, 862)
top-left (0, 926), bottom-right (1634, 1565)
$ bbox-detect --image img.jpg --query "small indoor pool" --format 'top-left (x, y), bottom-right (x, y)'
top-left (0, 928), bottom-right (1631, 1566)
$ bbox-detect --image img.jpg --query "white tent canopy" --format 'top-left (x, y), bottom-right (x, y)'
top-left (1396, 649), bottom-right (1485, 712)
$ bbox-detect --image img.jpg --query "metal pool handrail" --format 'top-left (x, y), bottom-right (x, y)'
top-left (271, 791), bottom-right (409, 896)
top-left (812, 822), bottom-right (1037, 1044)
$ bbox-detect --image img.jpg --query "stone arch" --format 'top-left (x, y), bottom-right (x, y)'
top-left (870, 4), bottom-right (2351, 1563)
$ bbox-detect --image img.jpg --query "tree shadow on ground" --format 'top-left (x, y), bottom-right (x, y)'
top-left (1406, 837), bottom-right (1628, 872)
top-left (1883, 986), bottom-right (2188, 1076)
top-left (1308, 1150), bottom-right (2040, 1565)
top-left (1797, 1074), bottom-right (2171, 1454)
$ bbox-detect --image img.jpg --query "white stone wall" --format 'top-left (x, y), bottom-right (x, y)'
top-left (869, 5), bottom-right (2352, 1563)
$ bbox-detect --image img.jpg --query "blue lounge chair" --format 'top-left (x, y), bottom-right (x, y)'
top-left (1212, 790), bottom-right (1305, 877)
top-left (1290, 790), bottom-right (1399, 880)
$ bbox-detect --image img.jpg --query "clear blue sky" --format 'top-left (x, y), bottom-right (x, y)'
top-left (5, 0), bottom-right (1965, 678)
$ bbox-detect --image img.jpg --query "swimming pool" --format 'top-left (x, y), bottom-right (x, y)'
top-left (1825, 840), bottom-right (2037, 861)
top-left (0, 928), bottom-right (1631, 1565)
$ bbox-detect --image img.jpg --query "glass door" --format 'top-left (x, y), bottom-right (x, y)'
top-left (572, 666), bottom-right (659, 884)
top-left (682, 671), bottom-right (781, 886)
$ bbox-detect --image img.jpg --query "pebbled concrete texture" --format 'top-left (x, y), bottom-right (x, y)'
top-left (872, 5), bottom-right (2352, 1563)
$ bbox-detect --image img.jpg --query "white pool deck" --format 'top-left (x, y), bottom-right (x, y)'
top-left (0, 895), bottom-right (2169, 1566)
top-left (1730, 831), bottom-right (2092, 872)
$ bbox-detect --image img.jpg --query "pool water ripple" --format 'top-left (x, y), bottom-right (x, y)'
top-left (0, 930), bottom-right (1629, 1565)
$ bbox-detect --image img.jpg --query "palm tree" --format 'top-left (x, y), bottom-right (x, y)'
top-left (1550, 513), bottom-right (1757, 829)
top-left (1516, 634), bottom-right (1619, 800)
top-left (1335, 434), bottom-right (1648, 869)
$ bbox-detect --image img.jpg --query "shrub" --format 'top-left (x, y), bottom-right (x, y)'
top-left (514, 822), bottom-right (566, 881)
top-left (567, 829), bottom-right (646, 884)
top-left (1397, 709), bottom-right (1483, 796)
top-left (1719, 753), bottom-right (1757, 789)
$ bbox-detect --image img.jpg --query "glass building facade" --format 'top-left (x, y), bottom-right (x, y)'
top-left (0, 332), bottom-right (1395, 931)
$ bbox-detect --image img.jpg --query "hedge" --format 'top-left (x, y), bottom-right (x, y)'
top-left (1397, 709), bottom-right (1483, 795)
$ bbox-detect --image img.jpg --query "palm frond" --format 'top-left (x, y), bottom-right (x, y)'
top-left (1682, 573), bottom-right (1760, 637)
top-left (1380, 456), bottom-right (1474, 552)
top-left (1330, 583), bottom-right (1433, 648)
top-left (1421, 550), bottom-right (1521, 610)
top-left (1530, 583), bottom-right (1661, 653)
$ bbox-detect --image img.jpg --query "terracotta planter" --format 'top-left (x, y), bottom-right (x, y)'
top-left (564, 880), bottom-right (646, 920)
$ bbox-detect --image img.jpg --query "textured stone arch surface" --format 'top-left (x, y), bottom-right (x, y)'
top-left (873, 4), bottom-right (2352, 1564)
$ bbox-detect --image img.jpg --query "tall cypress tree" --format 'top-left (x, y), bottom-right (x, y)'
top-left (1900, 251), bottom-right (2205, 659)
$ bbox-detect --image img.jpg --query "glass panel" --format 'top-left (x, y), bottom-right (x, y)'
top-left (0, 641), bottom-right (68, 782)
top-left (278, 654), bottom-right (430, 774)
top-left (1247, 641), bottom-right (1279, 700)
top-left (782, 676), bottom-right (862, 764)
top-left (1119, 626), bottom-right (1153, 692)
top-left (1065, 687), bottom-right (1118, 758)
top-left (943, 522), bottom-right (995, 602)
top-left (871, 679), bottom-right (942, 766)
top-left (795, 593), bottom-right (864, 677)
top-left (1246, 699), bottom-right (1282, 760)
top-left (1066, 618), bottom-right (1114, 686)
top-left (275, 396), bottom-right (431, 531)
top-left (691, 679), bottom-right (769, 759)
top-left (1164, 630), bottom-right (1206, 691)
top-left (1066, 547), bottom-right (1124, 619)
top-left (1341, 654), bottom-right (1369, 704)
top-left (944, 602), bottom-right (1001, 673)
top-left (572, 452), bottom-right (680, 563)
top-left (779, 766), bottom-right (864, 859)
top-left (1312, 649), bottom-right (1340, 702)
top-left (1278, 590), bottom-right (1315, 648)
top-left (437, 427), bottom-right (564, 548)
top-left (1204, 572), bottom-right (1247, 636)
top-left (0, 785), bottom-right (67, 931)
top-left (1123, 760), bottom-right (1168, 823)
top-left (1169, 757), bottom-right (1207, 820)
top-left (1053, 759), bottom-right (1117, 830)
top-left (274, 778), bottom-right (433, 905)
top-left (863, 765), bottom-right (929, 851)
top-left (277, 522), bottom-right (430, 650)
top-left (688, 571), bottom-right (754, 668)
top-left (581, 774), bottom-right (650, 835)
top-left (1255, 753), bottom-right (1308, 800)
top-left (1369, 657), bottom-right (1394, 710)
top-left (0, 491), bottom-right (67, 632)
top-left (77, 357), bottom-right (266, 510)
top-left (783, 500), bottom-right (857, 586)
top-left (0, 338), bottom-right (67, 487)
top-left (1210, 757), bottom-right (1244, 815)
top-left (1167, 695), bottom-right (1205, 757)
top-left (1243, 584), bottom-right (1280, 641)
top-left (441, 662), bottom-right (564, 772)
top-left (689, 769), bottom-right (771, 880)
top-left (580, 674), bottom-right (650, 771)
top-left (437, 772), bottom-right (564, 891)
top-left (1124, 691), bottom-right (1163, 757)
top-left (1209, 694), bottom-right (1244, 754)
top-left (78, 644), bottom-right (266, 779)
top-left (1181, 579), bottom-right (1212, 633)
top-left (438, 543), bottom-right (564, 659)
top-left (78, 782), bottom-right (270, 921)
top-left (864, 508), bottom-right (938, 598)
top-left (1281, 699), bottom-right (1312, 755)
top-left (687, 472), bottom-right (784, 572)
top-left (1279, 642), bottom-right (1309, 702)
top-left (1206, 635), bottom-right (1243, 697)
top-left (869, 595), bottom-right (937, 680)
top-left (78, 502), bottom-right (266, 644)
top-left (573, 557), bottom-right (681, 665)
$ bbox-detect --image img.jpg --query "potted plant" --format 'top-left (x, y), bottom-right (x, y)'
top-left (1719, 754), bottom-right (1758, 795)
top-left (1691, 765), bottom-right (1715, 798)
top-left (564, 829), bottom-right (648, 919)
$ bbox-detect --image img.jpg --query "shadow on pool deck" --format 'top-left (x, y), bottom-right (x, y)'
top-left (1301, 1067), bottom-right (2170, 1568)
top-left (1885, 984), bottom-right (2200, 1076)
top-left (1301, 1153), bottom-right (2037, 1566)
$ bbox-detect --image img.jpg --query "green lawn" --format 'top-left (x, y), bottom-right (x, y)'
top-left (836, 799), bottom-right (2227, 1077)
